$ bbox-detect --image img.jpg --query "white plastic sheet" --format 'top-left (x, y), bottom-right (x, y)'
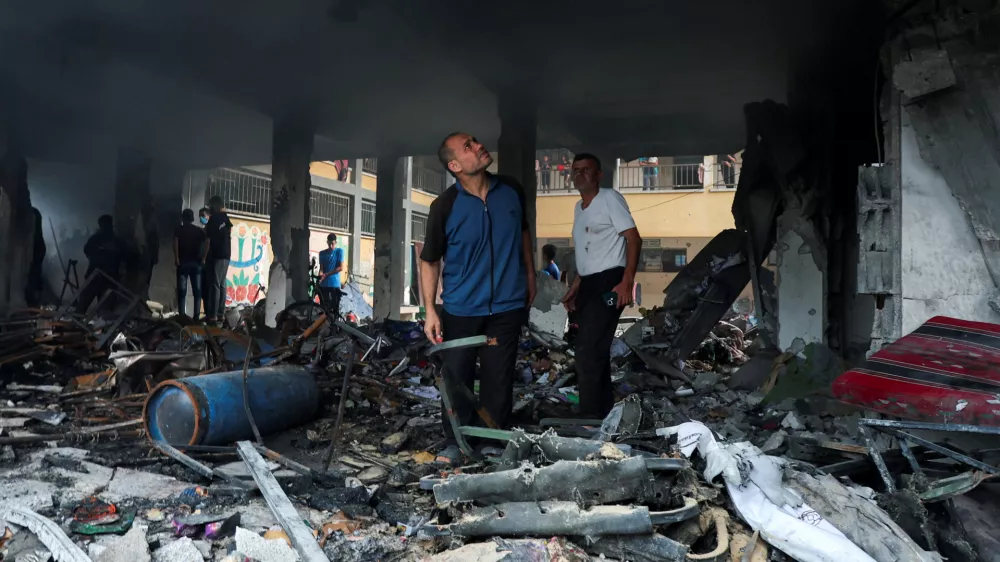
top-left (656, 422), bottom-right (877, 562)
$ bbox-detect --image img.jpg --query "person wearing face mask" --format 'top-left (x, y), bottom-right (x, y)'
top-left (199, 208), bottom-right (210, 226)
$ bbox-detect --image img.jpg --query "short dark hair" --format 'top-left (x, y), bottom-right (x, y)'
top-left (572, 153), bottom-right (602, 171)
top-left (438, 132), bottom-right (464, 176)
top-left (199, 207), bottom-right (210, 217)
top-left (542, 244), bottom-right (557, 261)
top-left (327, 233), bottom-right (337, 244)
top-left (181, 209), bottom-right (195, 223)
top-left (98, 214), bottom-right (113, 229)
top-left (209, 195), bottom-right (225, 211)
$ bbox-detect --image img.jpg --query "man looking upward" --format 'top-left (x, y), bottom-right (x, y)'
top-left (561, 153), bottom-right (641, 417)
top-left (419, 132), bottom-right (536, 462)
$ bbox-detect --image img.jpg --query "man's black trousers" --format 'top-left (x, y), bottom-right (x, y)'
top-left (439, 307), bottom-right (525, 442)
top-left (574, 266), bottom-right (625, 417)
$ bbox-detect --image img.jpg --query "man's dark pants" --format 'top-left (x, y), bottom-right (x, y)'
top-left (176, 262), bottom-right (203, 319)
top-left (319, 287), bottom-right (342, 319)
top-left (439, 307), bottom-right (525, 442)
top-left (574, 266), bottom-right (625, 417)
top-left (205, 258), bottom-right (230, 320)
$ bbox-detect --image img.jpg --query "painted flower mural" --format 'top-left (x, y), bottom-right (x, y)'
top-left (226, 222), bottom-right (271, 306)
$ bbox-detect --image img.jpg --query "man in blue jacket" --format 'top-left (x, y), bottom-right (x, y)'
top-left (420, 132), bottom-right (536, 461)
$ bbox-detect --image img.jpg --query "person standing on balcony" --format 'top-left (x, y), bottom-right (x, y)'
top-left (204, 196), bottom-right (233, 325)
top-left (173, 209), bottom-right (208, 319)
top-left (640, 156), bottom-right (659, 190)
top-left (562, 153), bottom-right (641, 417)
top-left (318, 232), bottom-right (345, 317)
top-left (421, 131), bottom-right (536, 463)
top-left (541, 244), bottom-right (561, 280)
top-left (540, 154), bottom-right (552, 191)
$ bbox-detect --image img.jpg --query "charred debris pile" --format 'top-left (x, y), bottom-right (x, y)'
top-left (0, 298), bottom-right (994, 562)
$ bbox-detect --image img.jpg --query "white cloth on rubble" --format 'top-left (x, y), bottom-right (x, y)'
top-left (656, 422), bottom-right (877, 562)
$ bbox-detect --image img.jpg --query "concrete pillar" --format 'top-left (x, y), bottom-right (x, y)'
top-left (702, 155), bottom-right (716, 191)
top-left (265, 117), bottom-right (314, 325)
top-left (403, 156), bottom-right (414, 306)
top-left (0, 146), bottom-right (33, 311)
top-left (373, 155), bottom-right (407, 319)
top-left (349, 158), bottom-right (364, 280)
top-left (776, 215), bottom-right (827, 351)
top-left (114, 148), bottom-right (153, 299)
top-left (497, 95), bottom-right (538, 244)
top-left (613, 158), bottom-right (621, 190)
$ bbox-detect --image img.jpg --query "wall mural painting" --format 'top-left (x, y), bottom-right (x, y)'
top-left (226, 221), bottom-right (272, 306)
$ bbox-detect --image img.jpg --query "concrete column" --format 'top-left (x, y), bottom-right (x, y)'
top-left (497, 95), bottom-right (538, 243)
top-left (776, 214), bottom-right (827, 351)
top-left (373, 155), bottom-right (407, 319)
top-left (613, 158), bottom-right (621, 190)
top-left (403, 156), bottom-right (414, 306)
top-left (114, 148), bottom-right (153, 299)
top-left (702, 155), bottom-right (716, 191)
top-left (183, 170), bottom-right (209, 212)
top-left (265, 117), bottom-right (314, 325)
top-left (0, 147), bottom-right (33, 311)
top-left (349, 159), bottom-right (364, 281)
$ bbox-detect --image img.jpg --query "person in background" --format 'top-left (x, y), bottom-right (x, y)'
top-left (561, 153), bottom-right (641, 417)
top-left (561, 153), bottom-right (572, 189)
top-left (318, 232), bottom-right (345, 318)
top-left (77, 215), bottom-right (126, 313)
top-left (541, 244), bottom-right (561, 280)
top-left (198, 207), bottom-right (210, 226)
top-left (173, 209), bottom-right (208, 319)
top-left (204, 196), bottom-right (233, 325)
top-left (421, 131), bottom-right (536, 464)
top-left (540, 154), bottom-right (552, 191)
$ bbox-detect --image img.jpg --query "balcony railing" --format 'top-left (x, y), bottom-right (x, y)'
top-left (412, 166), bottom-right (444, 195)
top-left (618, 163), bottom-right (703, 191)
top-left (362, 158), bottom-right (378, 175)
top-left (537, 169), bottom-right (574, 193)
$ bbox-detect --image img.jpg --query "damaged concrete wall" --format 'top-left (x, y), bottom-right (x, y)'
top-left (888, 9), bottom-right (1000, 331)
top-left (900, 108), bottom-right (1000, 331)
top-left (775, 227), bottom-right (826, 350)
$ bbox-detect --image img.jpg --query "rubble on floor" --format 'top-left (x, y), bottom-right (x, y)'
top-left (0, 301), bottom-right (997, 561)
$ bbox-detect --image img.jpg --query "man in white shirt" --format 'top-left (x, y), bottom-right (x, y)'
top-left (561, 154), bottom-right (642, 416)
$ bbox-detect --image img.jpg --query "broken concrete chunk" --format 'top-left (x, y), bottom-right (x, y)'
top-left (892, 49), bottom-right (956, 100)
top-left (233, 527), bottom-right (297, 562)
top-left (379, 432), bottom-right (409, 454)
top-left (152, 537), bottom-right (202, 562)
top-left (692, 372), bottom-right (721, 391)
top-left (356, 466), bottom-right (388, 484)
top-left (95, 525), bottom-right (150, 562)
top-left (780, 412), bottom-right (805, 431)
top-left (761, 430), bottom-right (788, 453)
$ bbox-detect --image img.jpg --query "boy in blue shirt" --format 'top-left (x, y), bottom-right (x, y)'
top-left (541, 244), bottom-right (561, 280)
top-left (318, 233), bottom-right (345, 317)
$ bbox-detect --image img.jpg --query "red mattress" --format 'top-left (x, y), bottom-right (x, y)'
top-left (833, 316), bottom-right (1000, 426)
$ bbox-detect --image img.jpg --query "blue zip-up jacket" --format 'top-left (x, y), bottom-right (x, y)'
top-left (419, 175), bottom-right (527, 317)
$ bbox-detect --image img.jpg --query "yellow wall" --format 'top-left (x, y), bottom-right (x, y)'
top-left (536, 189), bottom-right (736, 239)
top-left (361, 172), bottom-right (377, 192)
top-left (309, 161), bottom-right (341, 180)
top-left (411, 190), bottom-right (437, 208)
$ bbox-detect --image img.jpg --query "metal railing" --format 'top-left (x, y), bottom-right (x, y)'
top-left (361, 201), bottom-right (376, 236)
top-left (309, 189), bottom-right (352, 231)
top-left (411, 212), bottom-right (428, 242)
top-left (537, 169), bottom-right (574, 193)
top-left (413, 166), bottom-right (444, 194)
top-left (206, 168), bottom-right (272, 218)
top-left (710, 161), bottom-right (740, 190)
top-left (362, 158), bottom-right (378, 175)
top-left (618, 163), bottom-right (703, 190)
